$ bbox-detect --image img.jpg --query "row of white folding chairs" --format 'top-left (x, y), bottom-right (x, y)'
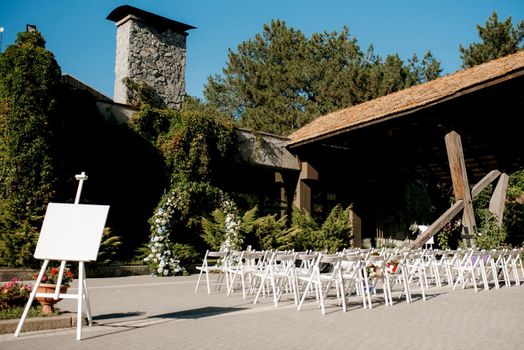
top-left (195, 247), bottom-right (524, 314)
top-left (367, 247), bottom-right (524, 291)
top-left (194, 249), bottom-right (292, 296)
top-left (448, 248), bottom-right (524, 291)
top-left (195, 248), bottom-right (428, 312)
top-left (353, 246), bottom-right (524, 291)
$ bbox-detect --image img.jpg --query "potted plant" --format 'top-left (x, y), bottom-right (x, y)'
top-left (35, 267), bottom-right (74, 315)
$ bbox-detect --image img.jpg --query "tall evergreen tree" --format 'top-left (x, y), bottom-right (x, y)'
top-left (205, 20), bottom-right (442, 136)
top-left (460, 12), bottom-right (524, 68)
top-left (0, 30), bottom-right (60, 231)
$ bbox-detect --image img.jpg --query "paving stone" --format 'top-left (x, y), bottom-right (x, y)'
top-left (0, 274), bottom-right (522, 349)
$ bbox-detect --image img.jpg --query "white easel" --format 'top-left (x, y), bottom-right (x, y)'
top-left (15, 172), bottom-right (110, 341)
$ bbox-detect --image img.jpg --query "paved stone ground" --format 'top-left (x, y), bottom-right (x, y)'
top-left (1, 274), bottom-right (523, 349)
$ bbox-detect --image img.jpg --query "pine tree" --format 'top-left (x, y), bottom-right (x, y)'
top-left (205, 20), bottom-right (442, 136)
top-left (460, 12), bottom-right (524, 68)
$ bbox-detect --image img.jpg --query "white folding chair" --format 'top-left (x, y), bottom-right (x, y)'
top-left (253, 252), bottom-right (298, 307)
top-left (506, 249), bottom-right (523, 286)
top-left (435, 249), bottom-right (454, 287)
top-left (421, 250), bottom-right (441, 288)
top-left (452, 249), bottom-right (482, 292)
top-left (227, 250), bottom-right (267, 298)
top-left (225, 250), bottom-right (245, 297)
top-left (342, 255), bottom-right (369, 309)
top-left (294, 252), bottom-right (320, 298)
top-left (403, 252), bottom-right (427, 302)
top-left (363, 254), bottom-right (392, 307)
top-left (297, 253), bottom-right (346, 314)
top-left (195, 250), bottom-right (228, 294)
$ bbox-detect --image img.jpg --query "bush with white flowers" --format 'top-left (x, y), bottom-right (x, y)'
top-left (218, 197), bottom-right (243, 253)
top-left (144, 190), bottom-right (185, 276)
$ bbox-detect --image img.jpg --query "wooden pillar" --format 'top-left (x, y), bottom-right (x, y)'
top-left (445, 131), bottom-right (476, 246)
top-left (293, 162), bottom-right (318, 213)
top-left (350, 209), bottom-right (362, 248)
top-left (489, 173), bottom-right (508, 226)
top-left (294, 181), bottom-right (312, 213)
top-left (275, 171), bottom-right (298, 219)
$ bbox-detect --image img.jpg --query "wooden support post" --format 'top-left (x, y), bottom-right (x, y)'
top-left (349, 209), bottom-right (362, 248)
top-left (445, 131), bottom-right (476, 246)
top-left (275, 172), bottom-right (297, 219)
top-left (471, 170), bottom-right (501, 198)
top-left (410, 200), bottom-right (465, 248)
top-left (489, 173), bottom-right (508, 226)
top-left (293, 162), bottom-right (318, 213)
top-left (275, 172), bottom-right (287, 218)
top-left (293, 180), bottom-right (312, 213)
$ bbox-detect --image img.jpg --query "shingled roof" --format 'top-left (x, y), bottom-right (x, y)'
top-left (288, 50), bottom-right (524, 147)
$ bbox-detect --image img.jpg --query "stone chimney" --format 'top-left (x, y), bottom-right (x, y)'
top-left (107, 5), bottom-right (195, 110)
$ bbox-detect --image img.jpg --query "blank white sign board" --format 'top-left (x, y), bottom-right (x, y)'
top-left (34, 203), bottom-right (110, 261)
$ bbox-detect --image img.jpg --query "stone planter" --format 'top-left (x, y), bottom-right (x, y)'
top-left (36, 284), bottom-right (68, 315)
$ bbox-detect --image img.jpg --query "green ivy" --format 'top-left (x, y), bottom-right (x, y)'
top-left (125, 84), bottom-right (237, 274)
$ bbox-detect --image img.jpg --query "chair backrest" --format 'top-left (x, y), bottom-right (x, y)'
top-left (207, 251), bottom-right (227, 258)
top-left (200, 250), bottom-right (227, 267)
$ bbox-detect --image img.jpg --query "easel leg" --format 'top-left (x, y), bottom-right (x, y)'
top-left (76, 261), bottom-right (85, 340)
top-left (82, 265), bottom-right (93, 326)
top-left (15, 260), bottom-right (50, 337)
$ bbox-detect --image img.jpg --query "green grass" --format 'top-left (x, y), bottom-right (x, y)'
top-left (0, 305), bottom-right (59, 320)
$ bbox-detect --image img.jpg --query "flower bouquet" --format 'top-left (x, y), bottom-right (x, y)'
top-left (385, 259), bottom-right (400, 274)
top-left (366, 262), bottom-right (383, 278)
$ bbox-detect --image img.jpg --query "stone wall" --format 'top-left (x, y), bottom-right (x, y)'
top-left (114, 15), bottom-right (187, 110)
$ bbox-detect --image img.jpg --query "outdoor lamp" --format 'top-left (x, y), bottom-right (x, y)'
top-left (0, 27), bottom-right (4, 52)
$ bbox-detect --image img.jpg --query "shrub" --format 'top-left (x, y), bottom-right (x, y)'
top-left (96, 227), bottom-right (123, 265)
top-left (252, 213), bottom-right (287, 250)
top-left (172, 243), bottom-right (200, 273)
top-left (0, 221), bottom-right (39, 267)
top-left (474, 209), bottom-right (507, 249)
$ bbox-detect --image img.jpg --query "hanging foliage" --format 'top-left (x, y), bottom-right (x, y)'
top-left (125, 81), bottom-right (237, 275)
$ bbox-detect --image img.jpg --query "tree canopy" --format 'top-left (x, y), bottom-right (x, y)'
top-left (205, 20), bottom-right (441, 136)
top-left (0, 31), bottom-right (61, 266)
top-left (0, 30), bottom-right (60, 231)
top-left (460, 12), bottom-right (524, 68)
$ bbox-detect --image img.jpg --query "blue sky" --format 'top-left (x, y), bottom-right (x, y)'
top-left (1, 1), bottom-right (523, 100)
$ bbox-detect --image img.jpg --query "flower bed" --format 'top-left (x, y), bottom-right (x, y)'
top-left (0, 278), bottom-right (31, 311)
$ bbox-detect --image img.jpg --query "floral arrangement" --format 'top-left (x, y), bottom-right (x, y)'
top-left (366, 262), bottom-right (383, 278)
top-left (37, 267), bottom-right (75, 286)
top-left (0, 278), bottom-right (31, 310)
top-left (145, 182), bottom-right (243, 276)
top-left (385, 259), bottom-right (400, 274)
top-left (144, 189), bottom-right (185, 276)
top-left (218, 197), bottom-right (242, 253)
top-left (366, 252), bottom-right (383, 278)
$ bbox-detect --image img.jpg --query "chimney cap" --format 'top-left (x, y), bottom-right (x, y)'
top-left (107, 5), bottom-right (196, 32)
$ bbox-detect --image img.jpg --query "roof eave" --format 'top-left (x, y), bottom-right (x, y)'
top-left (288, 67), bottom-right (524, 149)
